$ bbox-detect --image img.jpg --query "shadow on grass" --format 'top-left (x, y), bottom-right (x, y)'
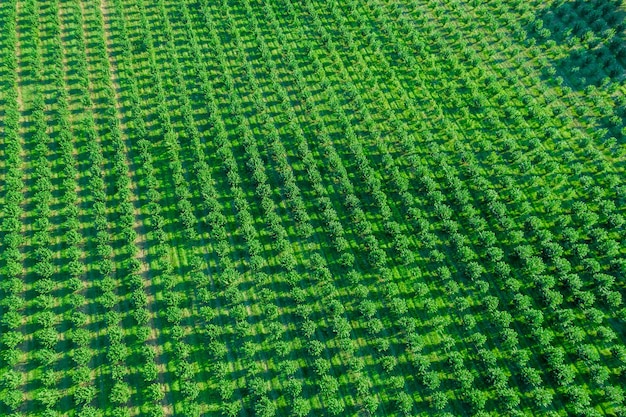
top-left (522, 0), bottom-right (626, 144)
top-left (530, 0), bottom-right (626, 87)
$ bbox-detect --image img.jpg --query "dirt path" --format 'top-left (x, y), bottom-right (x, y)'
top-left (12, 0), bottom-right (39, 411)
top-left (96, 0), bottom-right (174, 414)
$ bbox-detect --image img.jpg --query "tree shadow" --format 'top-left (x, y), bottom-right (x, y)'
top-left (530, 0), bottom-right (626, 90)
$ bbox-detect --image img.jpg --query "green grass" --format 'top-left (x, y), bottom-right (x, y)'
top-left (1, 0), bottom-right (625, 416)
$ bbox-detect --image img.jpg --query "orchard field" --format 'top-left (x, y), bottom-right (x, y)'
top-left (1, 0), bottom-right (625, 416)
